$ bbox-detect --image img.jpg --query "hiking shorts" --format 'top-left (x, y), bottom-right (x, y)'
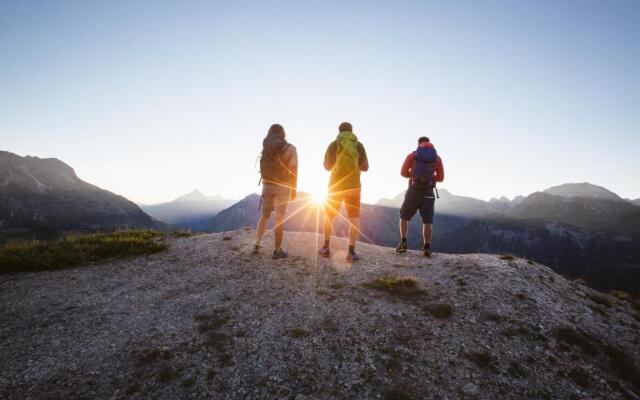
top-left (400, 188), bottom-right (435, 224)
top-left (325, 188), bottom-right (361, 218)
top-left (261, 183), bottom-right (290, 214)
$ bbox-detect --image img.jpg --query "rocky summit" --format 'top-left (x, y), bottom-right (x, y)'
top-left (1, 230), bottom-right (639, 399)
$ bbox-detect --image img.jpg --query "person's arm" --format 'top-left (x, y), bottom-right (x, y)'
top-left (435, 155), bottom-right (444, 182)
top-left (288, 145), bottom-right (298, 192)
top-left (400, 152), bottom-right (414, 178)
top-left (323, 142), bottom-right (336, 171)
top-left (358, 143), bottom-right (369, 171)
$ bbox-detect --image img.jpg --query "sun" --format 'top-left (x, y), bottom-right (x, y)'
top-left (312, 191), bottom-right (326, 205)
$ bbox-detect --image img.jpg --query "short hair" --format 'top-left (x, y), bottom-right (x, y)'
top-left (339, 122), bottom-right (353, 132)
top-left (268, 124), bottom-right (285, 137)
top-left (418, 136), bottom-right (429, 144)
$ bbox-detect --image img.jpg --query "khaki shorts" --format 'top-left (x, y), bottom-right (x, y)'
top-left (261, 183), bottom-right (291, 213)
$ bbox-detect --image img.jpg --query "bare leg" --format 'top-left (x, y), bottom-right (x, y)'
top-left (274, 208), bottom-right (286, 251)
top-left (423, 223), bottom-right (433, 246)
top-left (348, 217), bottom-right (360, 246)
top-left (255, 209), bottom-right (272, 246)
top-left (399, 219), bottom-right (409, 239)
top-left (323, 215), bottom-right (334, 244)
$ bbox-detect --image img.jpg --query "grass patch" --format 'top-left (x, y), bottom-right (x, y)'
top-left (499, 254), bottom-right (515, 261)
top-left (601, 344), bottom-right (640, 390)
top-left (466, 352), bottom-right (494, 369)
top-left (485, 313), bottom-right (504, 322)
top-left (329, 282), bottom-right (345, 290)
top-left (508, 361), bottom-right (526, 378)
top-left (170, 230), bottom-right (195, 238)
top-left (156, 364), bottom-right (178, 383)
top-left (364, 275), bottom-right (425, 300)
top-left (587, 292), bottom-right (612, 308)
top-left (182, 376), bottom-right (196, 388)
top-left (526, 259), bottom-right (535, 265)
top-left (568, 367), bottom-right (590, 388)
top-left (424, 303), bottom-right (453, 319)
top-left (553, 327), bottom-right (599, 356)
top-left (383, 389), bottom-right (413, 400)
top-left (290, 327), bottom-right (309, 338)
top-left (0, 230), bottom-right (166, 274)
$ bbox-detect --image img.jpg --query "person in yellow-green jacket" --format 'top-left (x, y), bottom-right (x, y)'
top-left (319, 122), bottom-right (369, 262)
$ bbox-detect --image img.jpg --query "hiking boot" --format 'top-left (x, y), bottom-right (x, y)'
top-left (252, 244), bottom-right (260, 254)
top-left (423, 247), bottom-right (432, 258)
top-left (272, 249), bottom-right (288, 259)
top-left (396, 241), bottom-right (408, 253)
top-left (346, 252), bottom-right (360, 262)
top-left (319, 246), bottom-right (330, 257)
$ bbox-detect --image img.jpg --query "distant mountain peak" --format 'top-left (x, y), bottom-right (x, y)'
top-left (174, 189), bottom-right (208, 202)
top-left (543, 182), bottom-right (622, 201)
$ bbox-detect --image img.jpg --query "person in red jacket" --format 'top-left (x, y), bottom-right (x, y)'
top-left (396, 136), bottom-right (444, 257)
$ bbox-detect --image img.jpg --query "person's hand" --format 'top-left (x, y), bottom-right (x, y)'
top-left (290, 190), bottom-right (297, 201)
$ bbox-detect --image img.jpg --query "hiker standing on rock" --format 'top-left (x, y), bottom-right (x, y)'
top-left (254, 124), bottom-right (298, 259)
top-left (396, 136), bottom-right (444, 257)
top-left (319, 122), bottom-right (369, 262)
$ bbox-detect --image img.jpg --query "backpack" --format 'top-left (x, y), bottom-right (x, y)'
top-left (332, 133), bottom-right (359, 180)
top-left (260, 142), bottom-right (291, 185)
top-left (410, 146), bottom-right (437, 190)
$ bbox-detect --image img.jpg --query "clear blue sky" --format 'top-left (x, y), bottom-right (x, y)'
top-left (1, 0), bottom-right (639, 204)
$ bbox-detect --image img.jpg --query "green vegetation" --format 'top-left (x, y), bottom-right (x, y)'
top-left (553, 327), bottom-right (599, 356)
top-left (554, 326), bottom-right (640, 390)
top-left (587, 292), bottom-right (612, 308)
top-left (424, 302), bottom-right (454, 319)
top-left (0, 230), bottom-right (166, 274)
top-left (466, 352), bottom-right (494, 369)
top-left (568, 367), bottom-right (590, 388)
top-left (364, 275), bottom-right (425, 300)
top-left (499, 254), bottom-right (515, 261)
top-left (169, 230), bottom-right (196, 238)
top-left (290, 327), bottom-right (309, 338)
top-left (508, 361), bottom-right (526, 378)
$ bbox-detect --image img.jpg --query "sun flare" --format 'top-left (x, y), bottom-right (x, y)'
top-left (312, 192), bottom-right (326, 205)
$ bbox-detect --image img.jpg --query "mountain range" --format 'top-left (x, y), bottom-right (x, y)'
top-left (206, 183), bottom-right (640, 295)
top-left (139, 190), bottom-right (235, 229)
top-left (1, 151), bottom-right (639, 295)
top-left (0, 151), bottom-right (160, 241)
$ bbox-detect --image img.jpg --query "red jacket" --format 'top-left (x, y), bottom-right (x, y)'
top-left (400, 141), bottom-right (444, 182)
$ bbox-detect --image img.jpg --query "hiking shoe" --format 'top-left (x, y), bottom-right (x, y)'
top-left (396, 241), bottom-right (408, 253)
top-left (272, 249), bottom-right (288, 259)
top-left (423, 248), bottom-right (432, 258)
top-left (319, 246), bottom-right (330, 257)
top-left (346, 252), bottom-right (360, 262)
top-left (252, 244), bottom-right (260, 254)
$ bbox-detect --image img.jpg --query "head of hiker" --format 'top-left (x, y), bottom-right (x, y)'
top-left (339, 122), bottom-right (352, 132)
top-left (419, 136), bottom-right (429, 144)
top-left (263, 124), bottom-right (287, 152)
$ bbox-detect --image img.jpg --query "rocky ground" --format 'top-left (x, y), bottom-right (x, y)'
top-left (1, 229), bottom-right (640, 399)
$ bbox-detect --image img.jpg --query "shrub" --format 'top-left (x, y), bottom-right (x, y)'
top-left (290, 327), bottom-right (309, 338)
top-left (499, 254), bottom-right (515, 261)
top-left (170, 230), bottom-right (195, 238)
top-left (424, 303), bottom-right (453, 319)
top-left (587, 292), bottom-right (612, 308)
top-left (553, 327), bottom-right (598, 356)
top-left (0, 230), bottom-right (166, 273)
top-left (466, 352), bottom-right (494, 368)
top-left (364, 275), bottom-right (425, 300)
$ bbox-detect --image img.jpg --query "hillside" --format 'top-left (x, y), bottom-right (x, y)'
top-left (1, 230), bottom-right (639, 399)
top-left (0, 151), bottom-right (159, 240)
